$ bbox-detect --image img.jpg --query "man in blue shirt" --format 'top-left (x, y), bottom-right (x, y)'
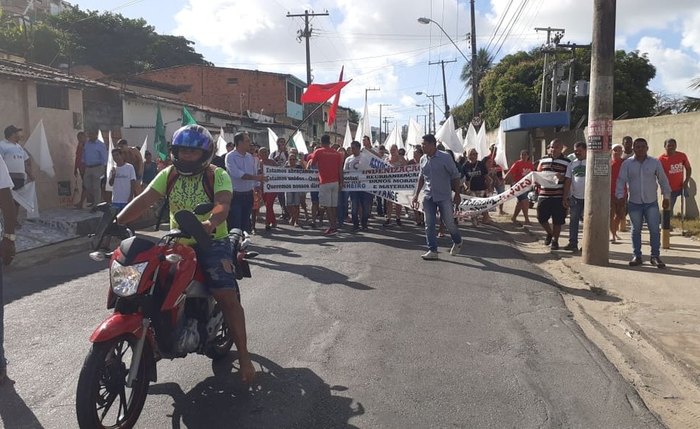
top-left (615, 137), bottom-right (671, 268)
top-left (412, 134), bottom-right (463, 260)
top-left (81, 130), bottom-right (108, 206)
top-left (225, 132), bottom-right (265, 233)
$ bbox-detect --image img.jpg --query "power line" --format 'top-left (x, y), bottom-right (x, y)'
top-left (485, 0), bottom-right (515, 53)
top-left (491, 0), bottom-right (530, 59)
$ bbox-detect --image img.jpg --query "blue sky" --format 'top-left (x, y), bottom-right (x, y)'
top-left (73, 0), bottom-right (700, 129)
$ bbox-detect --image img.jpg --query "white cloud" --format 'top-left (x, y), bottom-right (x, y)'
top-left (637, 36), bottom-right (700, 95)
top-left (170, 0), bottom-right (700, 115)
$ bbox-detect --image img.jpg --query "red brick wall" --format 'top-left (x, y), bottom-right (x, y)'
top-left (138, 66), bottom-right (291, 120)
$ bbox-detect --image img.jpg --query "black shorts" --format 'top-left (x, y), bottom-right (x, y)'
top-left (516, 193), bottom-right (529, 202)
top-left (537, 197), bottom-right (566, 225)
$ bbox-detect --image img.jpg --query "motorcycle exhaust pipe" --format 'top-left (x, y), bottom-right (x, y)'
top-left (126, 318), bottom-right (151, 388)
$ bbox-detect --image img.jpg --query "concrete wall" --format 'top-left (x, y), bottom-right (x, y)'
top-left (614, 112), bottom-right (700, 218)
top-left (0, 79), bottom-right (84, 209)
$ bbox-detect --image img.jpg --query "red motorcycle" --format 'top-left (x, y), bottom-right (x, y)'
top-left (76, 204), bottom-right (255, 429)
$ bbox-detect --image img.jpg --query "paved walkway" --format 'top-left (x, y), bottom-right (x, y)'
top-left (492, 197), bottom-right (700, 428)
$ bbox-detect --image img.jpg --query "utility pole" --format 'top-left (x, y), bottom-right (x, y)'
top-left (287, 9), bottom-right (329, 85)
top-left (535, 27), bottom-right (565, 112)
top-left (426, 94), bottom-right (440, 133)
top-left (429, 59), bottom-right (457, 118)
top-left (557, 42), bottom-right (591, 113)
top-left (469, 0), bottom-right (479, 118)
top-left (383, 117), bottom-right (393, 142)
top-left (417, 114), bottom-right (428, 134)
top-left (365, 87), bottom-right (380, 104)
top-left (378, 103), bottom-right (391, 144)
top-left (582, 0), bottom-right (616, 266)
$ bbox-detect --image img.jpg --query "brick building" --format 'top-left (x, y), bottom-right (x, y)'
top-left (135, 64), bottom-right (307, 126)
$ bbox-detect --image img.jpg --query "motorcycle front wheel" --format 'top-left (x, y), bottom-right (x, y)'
top-left (205, 305), bottom-right (234, 360)
top-left (76, 336), bottom-right (150, 429)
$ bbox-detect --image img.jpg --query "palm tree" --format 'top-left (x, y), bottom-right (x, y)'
top-left (683, 77), bottom-right (700, 112)
top-left (460, 48), bottom-right (494, 94)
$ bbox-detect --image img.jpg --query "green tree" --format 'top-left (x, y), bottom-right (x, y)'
top-left (460, 47), bottom-right (494, 96)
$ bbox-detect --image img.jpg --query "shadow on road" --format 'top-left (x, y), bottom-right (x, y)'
top-left (251, 257), bottom-right (374, 291)
top-left (0, 378), bottom-right (44, 429)
top-left (149, 353), bottom-right (363, 429)
top-left (3, 254), bottom-right (105, 305)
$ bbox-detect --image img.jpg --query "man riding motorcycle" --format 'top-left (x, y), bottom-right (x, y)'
top-left (116, 124), bottom-right (255, 383)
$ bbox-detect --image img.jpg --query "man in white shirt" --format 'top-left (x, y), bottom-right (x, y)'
top-left (344, 141), bottom-right (372, 231)
top-left (0, 154), bottom-right (17, 384)
top-left (108, 149), bottom-right (138, 211)
top-left (225, 132), bottom-right (265, 233)
top-left (562, 142), bottom-right (587, 252)
top-left (0, 125), bottom-right (33, 228)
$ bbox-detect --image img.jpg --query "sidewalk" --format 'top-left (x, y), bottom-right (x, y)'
top-left (493, 198), bottom-right (700, 429)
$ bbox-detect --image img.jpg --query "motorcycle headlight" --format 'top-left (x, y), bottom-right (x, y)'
top-left (110, 261), bottom-right (148, 297)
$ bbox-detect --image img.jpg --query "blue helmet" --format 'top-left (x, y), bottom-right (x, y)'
top-left (171, 125), bottom-right (216, 176)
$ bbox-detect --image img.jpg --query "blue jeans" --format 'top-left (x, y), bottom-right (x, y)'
top-left (376, 196), bottom-right (384, 216)
top-left (350, 192), bottom-right (372, 228)
top-left (337, 191), bottom-right (349, 226)
top-left (628, 201), bottom-right (661, 258)
top-left (423, 196), bottom-right (461, 252)
top-left (568, 197), bottom-right (584, 247)
top-left (228, 191), bottom-right (253, 233)
top-left (0, 264), bottom-right (5, 371)
top-left (194, 239), bottom-right (239, 291)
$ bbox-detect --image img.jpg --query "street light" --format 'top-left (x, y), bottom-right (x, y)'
top-left (418, 15), bottom-right (479, 119)
top-left (417, 17), bottom-right (469, 61)
top-left (416, 92), bottom-right (441, 134)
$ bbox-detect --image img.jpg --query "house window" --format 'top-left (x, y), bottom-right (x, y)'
top-left (227, 78), bottom-right (239, 84)
top-left (37, 84), bottom-right (69, 110)
top-left (287, 82), bottom-right (303, 104)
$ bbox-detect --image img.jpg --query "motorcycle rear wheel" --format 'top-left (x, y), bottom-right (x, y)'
top-left (205, 305), bottom-right (234, 360)
top-left (76, 336), bottom-right (150, 429)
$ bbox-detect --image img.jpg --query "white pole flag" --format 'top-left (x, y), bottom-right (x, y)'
top-left (24, 120), bottom-right (55, 177)
top-left (97, 129), bottom-right (104, 143)
top-left (140, 135), bottom-right (148, 159)
top-left (343, 121), bottom-right (352, 149)
top-left (476, 123), bottom-right (488, 161)
top-left (216, 127), bottom-right (227, 156)
top-left (105, 131), bottom-right (115, 192)
top-left (465, 123), bottom-right (477, 153)
top-left (494, 125), bottom-right (509, 169)
top-left (406, 118), bottom-right (423, 161)
top-left (293, 131), bottom-right (308, 154)
top-left (267, 128), bottom-right (279, 154)
top-left (435, 116), bottom-right (463, 157)
top-left (355, 101), bottom-right (371, 142)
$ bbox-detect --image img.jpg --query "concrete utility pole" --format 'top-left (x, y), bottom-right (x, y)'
top-left (417, 114), bottom-right (428, 134)
top-left (365, 87), bottom-right (380, 104)
top-left (582, 0), bottom-right (616, 266)
top-left (469, 0), bottom-right (479, 117)
top-left (287, 10), bottom-right (329, 85)
top-left (429, 59), bottom-right (457, 119)
top-left (383, 117), bottom-right (393, 141)
top-left (535, 27), bottom-right (565, 113)
top-left (378, 103), bottom-right (391, 144)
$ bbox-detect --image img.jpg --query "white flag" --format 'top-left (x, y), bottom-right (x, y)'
top-left (476, 123), bottom-right (488, 161)
top-left (105, 131), bottom-right (115, 192)
top-left (140, 135), bottom-right (148, 159)
top-left (343, 121), bottom-right (352, 149)
top-left (465, 123), bottom-right (477, 153)
top-left (216, 127), bottom-right (227, 156)
top-left (11, 181), bottom-right (39, 218)
top-left (293, 131), bottom-right (308, 154)
top-left (24, 120), bottom-right (55, 177)
top-left (494, 125), bottom-right (509, 169)
top-left (435, 116), bottom-right (463, 158)
top-left (355, 101), bottom-right (371, 142)
top-left (406, 118), bottom-right (423, 162)
top-left (267, 128), bottom-right (279, 154)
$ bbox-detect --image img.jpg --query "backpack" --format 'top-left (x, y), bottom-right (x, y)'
top-left (164, 164), bottom-right (217, 202)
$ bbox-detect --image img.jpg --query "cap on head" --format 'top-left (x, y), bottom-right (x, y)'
top-left (4, 125), bottom-right (22, 139)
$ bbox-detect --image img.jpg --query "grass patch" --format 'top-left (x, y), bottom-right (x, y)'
top-left (671, 216), bottom-right (700, 237)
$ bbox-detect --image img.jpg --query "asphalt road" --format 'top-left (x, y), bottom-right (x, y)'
top-left (0, 219), bottom-right (662, 428)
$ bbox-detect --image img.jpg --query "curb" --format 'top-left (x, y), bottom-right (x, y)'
top-left (9, 236), bottom-right (93, 272)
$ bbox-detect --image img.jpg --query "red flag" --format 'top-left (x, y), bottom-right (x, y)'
top-left (327, 66), bottom-right (344, 126)
top-left (300, 80), bottom-right (350, 104)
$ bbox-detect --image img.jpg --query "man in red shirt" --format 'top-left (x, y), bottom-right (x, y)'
top-left (307, 134), bottom-right (344, 236)
top-left (658, 138), bottom-right (692, 215)
top-left (503, 149), bottom-right (534, 225)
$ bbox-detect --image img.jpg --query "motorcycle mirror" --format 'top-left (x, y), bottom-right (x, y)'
top-left (174, 210), bottom-right (212, 250)
top-left (193, 203), bottom-right (215, 216)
